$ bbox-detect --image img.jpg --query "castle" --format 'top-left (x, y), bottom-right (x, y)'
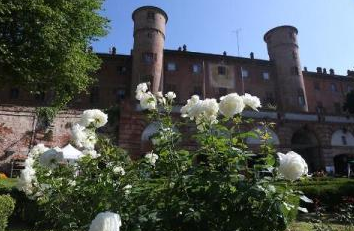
top-left (1, 6), bottom-right (354, 175)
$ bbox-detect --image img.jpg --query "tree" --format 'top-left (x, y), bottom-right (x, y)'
top-left (343, 90), bottom-right (354, 114)
top-left (0, 0), bottom-right (108, 109)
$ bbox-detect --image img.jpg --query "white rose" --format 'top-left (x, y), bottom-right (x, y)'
top-left (135, 82), bottom-right (148, 100)
top-left (82, 149), bottom-right (100, 159)
top-left (242, 93), bottom-right (261, 111)
top-left (181, 95), bottom-right (200, 119)
top-left (277, 151), bottom-right (308, 181)
top-left (219, 93), bottom-right (245, 118)
top-left (123, 184), bottom-right (132, 195)
top-left (89, 212), bottom-right (122, 231)
top-left (80, 109), bottom-right (108, 128)
top-left (140, 92), bottom-right (157, 111)
top-left (165, 91), bottom-right (176, 100)
top-left (145, 151), bottom-right (159, 166)
top-left (113, 166), bottom-right (125, 175)
top-left (28, 143), bottom-right (49, 157)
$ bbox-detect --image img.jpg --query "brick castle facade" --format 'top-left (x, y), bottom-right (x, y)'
top-left (1, 6), bottom-right (354, 175)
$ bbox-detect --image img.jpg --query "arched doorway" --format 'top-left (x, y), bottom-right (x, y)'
top-left (291, 128), bottom-right (321, 173)
top-left (334, 154), bottom-right (354, 176)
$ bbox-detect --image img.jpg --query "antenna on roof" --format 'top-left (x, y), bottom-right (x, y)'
top-left (232, 28), bottom-right (242, 56)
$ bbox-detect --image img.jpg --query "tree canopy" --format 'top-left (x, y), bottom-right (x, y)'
top-left (343, 90), bottom-right (354, 114)
top-left (0, 0), bottom-right (108, 108)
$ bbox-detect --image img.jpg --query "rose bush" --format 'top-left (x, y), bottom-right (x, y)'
top-left (18, 82), bottom-right (310, 231)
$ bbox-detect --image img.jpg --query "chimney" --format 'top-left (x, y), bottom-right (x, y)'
top-left (316, 67), bottom-right (322, 73)
top-left (183, 44), bottom-right (187, 52)
top-left (250, 52), bottom-right (254, 59)
top-left (112, 47), bottom-right (116, 55)
top-left (178, 46), bottom-right (182, 51)
top-left (323, 68), bottom-right (327, 74)
top-left (304, 66), bottom-right (308, 72)
top-left (348, 70), bottom-right (354, 76)
top-left (329, 68), bottom-right (334, 75)
top-left (223, 51), bottom-right (227, 56)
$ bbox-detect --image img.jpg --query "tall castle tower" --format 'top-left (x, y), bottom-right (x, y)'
top-left (131, 6), bottom-right (168, 94)
top-left (264, 26), bottom-right (308, 112)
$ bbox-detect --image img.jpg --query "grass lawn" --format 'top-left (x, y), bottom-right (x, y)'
top-left (6, 222), bottom-right (353, 231)
top-left (0, 177), bottom-right (17, 189)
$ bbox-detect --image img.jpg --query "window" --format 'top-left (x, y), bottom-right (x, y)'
top-left (192, 64), bottom-right (202, 74)
top-left (291, 66), bottom-right (299, 75)
top-left (264, 92), bottom-right (275, 105)
top-left (218, 87), bottom-right (227, 97)
top-left (167, 62), bottom-right (177, 71)
top-left (147, 32), bottom-right (153, 38)
top-left (341, 136), bottom-right (347, 145)
top-left (193, 86), bottom-right (202, 97)
top-left (90, 87), bottom-right (99, 104)
top-left (292, 51), bottom-right (297, 60)
top-left (262, 72), bottom-right (270, 80)
top-left (10, 88), bottom-right (19, 99)
top-left (316, 101), bottom-right (325, 113)
top-left (241, 69), bottom-right (249, 78)
top-left (298, 89), bottom-right (305, 106)
top-left (334, 102), bottom-right (341, 114)
top-left (330, 83), bottom-right (338, 92)
top-left (142, 52), bottom-right (156, 64)
top-left (117, 66), bottom-right (127, 75)
top-left (348, 85), bottom-right (353, 93)
top-left (218, 66), bottom-right (226, 75)
top-left (115, 89), bottom-right (126, 102)
top-left (140, 75), bottom-right (153, 83)
top-left (147, 11), bottom-right (155, 20)
top-left (314, 81), bottom-right (320, 90)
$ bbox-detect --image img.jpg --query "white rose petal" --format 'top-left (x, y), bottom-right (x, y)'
top-left (80, 109), bottom-right (108, 128)
top-left (219, 93), bottom-right (245, 118)
top-left (145, 151), bottom-right (159, 166)
top-left (165, 91), bottom-right (176, 100)
top-left (89, 212), bottom-right (122, 231)
top-left (277, 151), bottom-right (308, 181)
top-left (113, 166), bottom-right (125, 175)
top-left (140, 92), bottom-right (157, 111)
top-left (242, 93), bottom-right (261, 111)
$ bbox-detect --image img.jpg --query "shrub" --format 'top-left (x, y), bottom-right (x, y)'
top-left (0, 194), bottom-right (15, 231)
top-left (16, 84), bottom-right (311, 231)
top-left (293, 177), bottom-right (354, 211)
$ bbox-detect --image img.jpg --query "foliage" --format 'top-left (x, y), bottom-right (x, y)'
top-left (20, 86), bottom-right (311, 231)
top-left (0, 194), bottom-right (15, 231)
top-left (293, 177), bottom-right (354, 211)
top-left (36, 107), bottom-right (59, 126)
top-left (343, 90), bottom-right (354, 114)
top-left (0, 0), bottom-right (109, 108)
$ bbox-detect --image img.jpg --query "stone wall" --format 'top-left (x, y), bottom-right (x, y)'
top-left (0, 106), bottom-right (82, 173)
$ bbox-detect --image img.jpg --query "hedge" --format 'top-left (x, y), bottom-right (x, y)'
top-left (0, 194), bottom-right (15, 231)
top-left (292, 177), bottom-right (354, 211)
top-left (0, 179), bottom-right (42, 225)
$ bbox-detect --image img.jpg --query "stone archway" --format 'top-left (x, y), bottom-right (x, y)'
top-left (333, 154), bottom-right (354, 176)
top-left (291, 128), bottom-right (321, 173)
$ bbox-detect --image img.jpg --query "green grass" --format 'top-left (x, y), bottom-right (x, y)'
top-left (0, 178), bottom-right (18, 189)
top-left (289, 222), bottom-right (353, 231)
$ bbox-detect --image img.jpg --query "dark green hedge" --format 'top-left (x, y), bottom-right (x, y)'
top-left (0, 194), bottom-right (15, 231)
top-left (0, 179), bottom-right (42, 226)
top-left (292, 177), bottom-right (354, 211)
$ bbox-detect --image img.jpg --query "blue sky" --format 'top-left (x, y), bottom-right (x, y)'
top-left (92, 0), bottom-right (354, 75)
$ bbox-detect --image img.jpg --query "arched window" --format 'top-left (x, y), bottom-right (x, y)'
top-left (331, 130), bottom-right (354, 146)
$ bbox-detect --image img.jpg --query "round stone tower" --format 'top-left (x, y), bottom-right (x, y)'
top-left (264, 26), bottom-right (308, 112)
top-left (131, 6), bottom-right (168, 94)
